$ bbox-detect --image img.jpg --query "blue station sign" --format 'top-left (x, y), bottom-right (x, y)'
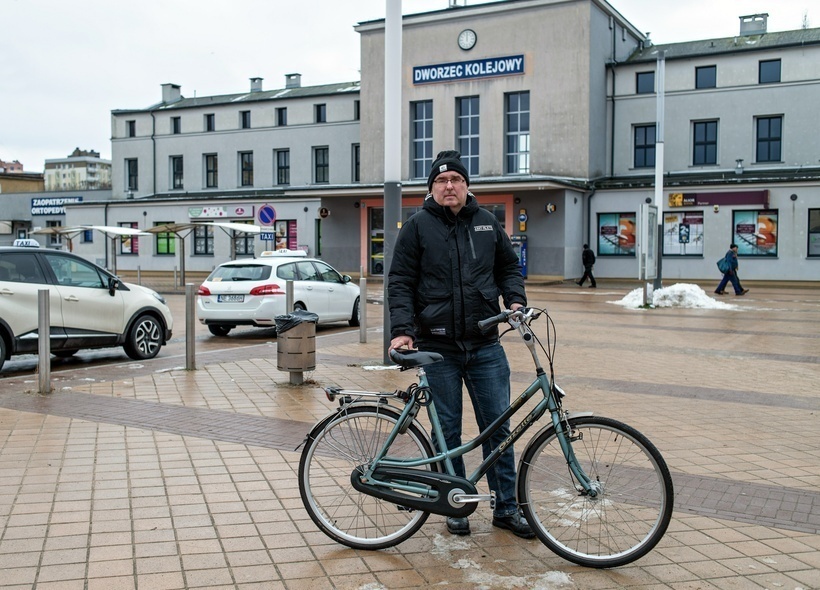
top-left (413, 55), bottom-right (525, 85)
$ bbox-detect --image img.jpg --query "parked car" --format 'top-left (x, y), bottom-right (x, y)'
top-left (196, 249), bottom-right (360, 336)
top-left (0, 246), bottom-right (173, 372)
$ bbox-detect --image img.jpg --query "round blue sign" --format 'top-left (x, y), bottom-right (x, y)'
top-left (518, 213), bottom-right (528, 223)
top-left (258, 204), bottom-right (276, 226)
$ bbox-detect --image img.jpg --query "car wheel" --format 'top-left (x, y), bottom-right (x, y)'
top-left (208, 325), bottom-right (232, 337)
top-left (294, 302), bottom-right (307, 312)
top-left (0, 335), bottom-right (6, 372)
top-left (53, 350), bottom-right (78, 358)
top-left (124, 314), bottom-right (163, 360)
top-left (349, 296), bottom-right (360, 327)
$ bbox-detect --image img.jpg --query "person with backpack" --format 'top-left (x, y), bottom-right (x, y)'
top-left (576, 244), bottom-right (597, 288)
top-left (715, 243), bottom-right (749, 296)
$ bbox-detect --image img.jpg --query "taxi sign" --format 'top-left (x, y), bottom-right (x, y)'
top-left (260, 249), bottom-right (307, 257)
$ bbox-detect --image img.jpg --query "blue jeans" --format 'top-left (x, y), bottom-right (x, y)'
top-left (716, 271), bottom-right (742, 294)
top-left (423, 342), bottom-right (519, 517)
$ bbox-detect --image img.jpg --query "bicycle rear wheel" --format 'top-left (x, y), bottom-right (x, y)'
top-left (519, 416), bottom-right (673, 568)
top-left (298, 404), bottom-right (435, 549)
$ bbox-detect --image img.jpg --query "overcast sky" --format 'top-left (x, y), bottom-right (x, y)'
top-left (0, 0), bottom-right (812, 173)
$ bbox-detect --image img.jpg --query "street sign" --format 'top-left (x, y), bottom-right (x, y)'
top-left (258, 204), bottom-right (276, 226)
top-left (260, 232), bottom-right (275, 241)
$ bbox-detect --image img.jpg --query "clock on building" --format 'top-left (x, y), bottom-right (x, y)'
top-left (458, 29), bottom-right (477, 50)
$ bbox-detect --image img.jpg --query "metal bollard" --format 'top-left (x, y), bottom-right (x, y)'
top-left (359, 276), bottom-right (367, 343)
top-left (37, 289), bottom-right (52, 393)
top-left (286, 280), bottom-right (294, 312)
top-left (185, 284), bottom-right (196, 371)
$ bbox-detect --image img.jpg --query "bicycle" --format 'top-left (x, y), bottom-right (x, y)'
top-left (297, 307), bottom-right (674, 568)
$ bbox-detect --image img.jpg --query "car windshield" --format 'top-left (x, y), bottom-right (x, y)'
top-left (209, 264), bottom-right (272, 282)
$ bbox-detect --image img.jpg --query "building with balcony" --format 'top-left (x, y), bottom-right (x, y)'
top-left (44, 148), bottom-right (112, 191)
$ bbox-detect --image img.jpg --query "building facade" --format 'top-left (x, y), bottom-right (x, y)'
top-left (54, 0), bottom-right (819, 283)
top-left (44, 148), bottom-right (112, 191)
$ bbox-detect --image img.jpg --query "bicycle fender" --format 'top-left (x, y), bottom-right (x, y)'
top-left (295, 402), bottom-right (392, 451)
top-left (516, 411), bottom-right (595, 472)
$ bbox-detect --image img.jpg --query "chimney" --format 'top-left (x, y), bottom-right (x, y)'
top-left (285, 73), bottom-right (302, 89)
top-left (739, 13), bottom-right (768, 36)
top-left (250, 77), bottom-right (263, 92)
top-left (161, 83), bottom-right (182, 103)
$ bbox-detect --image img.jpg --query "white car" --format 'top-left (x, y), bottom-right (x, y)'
top-left (196, 250), bottom-right (360, 336)
top-left (0, 246), bottom-right (173, 372)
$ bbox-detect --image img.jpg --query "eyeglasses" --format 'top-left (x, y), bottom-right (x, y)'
top-left (433, 177), bottom-right (465, 186)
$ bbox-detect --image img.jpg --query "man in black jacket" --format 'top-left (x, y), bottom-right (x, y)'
top-left (388, 150), bottom-right (534, 539)
top-left (576, 243), bottom-right (597, 288)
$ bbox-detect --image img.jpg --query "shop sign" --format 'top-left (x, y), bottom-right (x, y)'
top-left (31, 196), bottom-right (83, 215)
top-left (667, 190), bottom-right (768, 208)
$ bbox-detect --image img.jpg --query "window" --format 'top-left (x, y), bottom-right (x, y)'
top-left (205, 113), bottom-right (215, 132)
top-left (46, 220), bottom-right (62, 246)
top-left (693, 120), bottom-right (718, 165)
top-left (756, 116), bottom-right (782, 162)
top-left (154, 222), bottom-right (175, 255)
top-left (353, 100), bottom-right (360, 121)
top-left (171, 116), bottom-right (181, 134)
top-left (411, 100), bottom-right (433, 179)
top-left (314, 147), bottom-right (329, 183)
top-left (314, 104), bottom-right (327, 123)
top-left (239, 152), bottom-right (253, 186)
top-left (193, 225), bottom-right (214, 256)
top-left (205, 154), bottom-right (218, 188)
top-left (636, 71), bottom-right (655, 94)
top-left (171, 156), bottom-right (183, 189)
top-left (276, 107), bottom-right (287, 126)
top-left (456, 96), bottom-right (480, 176)
top-left (81, 229), bottom-right (93, 243)
top-left (505, 91), bottom-right (530, 174)
top-left (125, 158), bottom-right (138, 191)
top-left (809, 209), bottom-right (820, 257)
top-left (240, 110), bottom-right (251, 129)
top-left (276, 149), bottom-right (290, 185)
top-left (634, 124), bottom-right (656, 168)
top-left (232, 221), bottom-right (255, 256)
top-left (119, 222), bottom-right (139, 255)
top-left (126, 120), bottom-right (136, 137)
top-left (733, 210), bottom-right (778, 256)
top-left (662, 211), bottom-right (704, 256)
top-left (695, 65), bottom-right (716, 89)
top-left (597, 213), bottom-right (636, 256)
top-left (759, 59), bottom-right (781, 84)
top-left (352, 144), bottom-right (360, 182)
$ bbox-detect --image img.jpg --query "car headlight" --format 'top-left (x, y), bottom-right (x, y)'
top-left (150, 290), bottom-right (167, 305)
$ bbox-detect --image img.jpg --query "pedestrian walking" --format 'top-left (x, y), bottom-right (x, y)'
top-left (576, 243), bottom-right (597, 288)
top-left (387, 149), bottom-right (535, 540)
top-left (715, 243), bottom-right (749, 296)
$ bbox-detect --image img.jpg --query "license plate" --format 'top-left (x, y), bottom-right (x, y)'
top-left (217, 294), bottom-right (244, 303)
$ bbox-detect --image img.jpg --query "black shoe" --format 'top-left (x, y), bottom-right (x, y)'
top-left (589, 285), bottom-right (597, 289)
top-left (575, 281), bottom-right (583, 286)
top-left (492, 512), bottom-right (535, 539)
top-left (714, 290), bottom-right (726, 295)
top-left (737, 289), bottom-right (749, 296)
top-left (446, 516), bottom-right (470, 535)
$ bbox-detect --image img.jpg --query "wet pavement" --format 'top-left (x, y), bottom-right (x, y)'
top-left (0, 282), bottom-right (818, 589)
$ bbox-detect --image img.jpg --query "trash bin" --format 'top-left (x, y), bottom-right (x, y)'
top-left (275, 310), bottom-right (318, 379)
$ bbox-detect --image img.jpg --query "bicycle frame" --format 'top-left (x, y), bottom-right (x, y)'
top-left (358, 311), bottom-right (599, 499)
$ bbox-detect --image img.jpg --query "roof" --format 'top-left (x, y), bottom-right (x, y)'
top-left (627, 27), bottom-right (820, 63)
top-left (113, 81), bottom-right (361, 114)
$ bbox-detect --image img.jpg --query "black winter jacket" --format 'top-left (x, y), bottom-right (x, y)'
top-left (388, 193), bottom-right (526, 353)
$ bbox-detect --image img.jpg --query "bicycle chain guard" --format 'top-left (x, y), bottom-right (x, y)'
top-left (350, 466), bottom-right (479, 518)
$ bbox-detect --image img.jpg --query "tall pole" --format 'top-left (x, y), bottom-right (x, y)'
top-left (653, 51), bottom-right (665, 290)
top-left (383, 0), bottom-right (402, 362)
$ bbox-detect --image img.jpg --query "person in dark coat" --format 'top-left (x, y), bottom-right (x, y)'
top-left (576, 244), bottom-right (597, 288)
top-left (388, 150), bottom-right (534, 539)
top-left (715, 244), bottom-right (749, 296)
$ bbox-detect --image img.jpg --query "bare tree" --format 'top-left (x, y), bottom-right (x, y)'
top-left (802, 10), bottom-right (810, 30)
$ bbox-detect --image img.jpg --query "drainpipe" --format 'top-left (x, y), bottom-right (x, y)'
top-left (150, 110), bottom-right (157, 196)
top-left (585, 185), bottom-right (597, 247)
top-left (104, 202), bottom-right (109, 270)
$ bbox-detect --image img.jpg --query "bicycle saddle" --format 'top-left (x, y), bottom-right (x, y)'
top-left (389, 349), bottom-right (443, 368)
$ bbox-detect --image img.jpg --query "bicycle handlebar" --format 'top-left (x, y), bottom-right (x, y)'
top-left (477, 310), bottom-right (513, 331)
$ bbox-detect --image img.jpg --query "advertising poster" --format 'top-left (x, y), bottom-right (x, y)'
top-left (598, 213), bottom-right (636, 256)
top-left (663, 211), bottom-right (704, 256)
top-left (733, 210), bottom-right (778, 256)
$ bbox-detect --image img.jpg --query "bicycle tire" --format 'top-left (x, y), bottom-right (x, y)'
top-left (298, 404), bottom-right (436, 549)
top-left (518, 415), bottom-right (673, 568)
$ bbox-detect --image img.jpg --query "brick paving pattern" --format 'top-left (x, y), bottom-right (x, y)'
top-left (1, 283), bottom-right (819, 589)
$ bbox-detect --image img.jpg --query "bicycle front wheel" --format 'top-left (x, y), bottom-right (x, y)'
top-left (298, 404), bottom-right (436, 550)
top-left (519, 416), bottom-right (673, 568)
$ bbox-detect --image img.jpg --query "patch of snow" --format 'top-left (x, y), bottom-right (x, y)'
top-left (610, 283), bottom-right (740, 310)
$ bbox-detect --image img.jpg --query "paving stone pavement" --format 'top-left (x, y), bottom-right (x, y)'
top-left (1, 282), bottom-right (819, 589)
